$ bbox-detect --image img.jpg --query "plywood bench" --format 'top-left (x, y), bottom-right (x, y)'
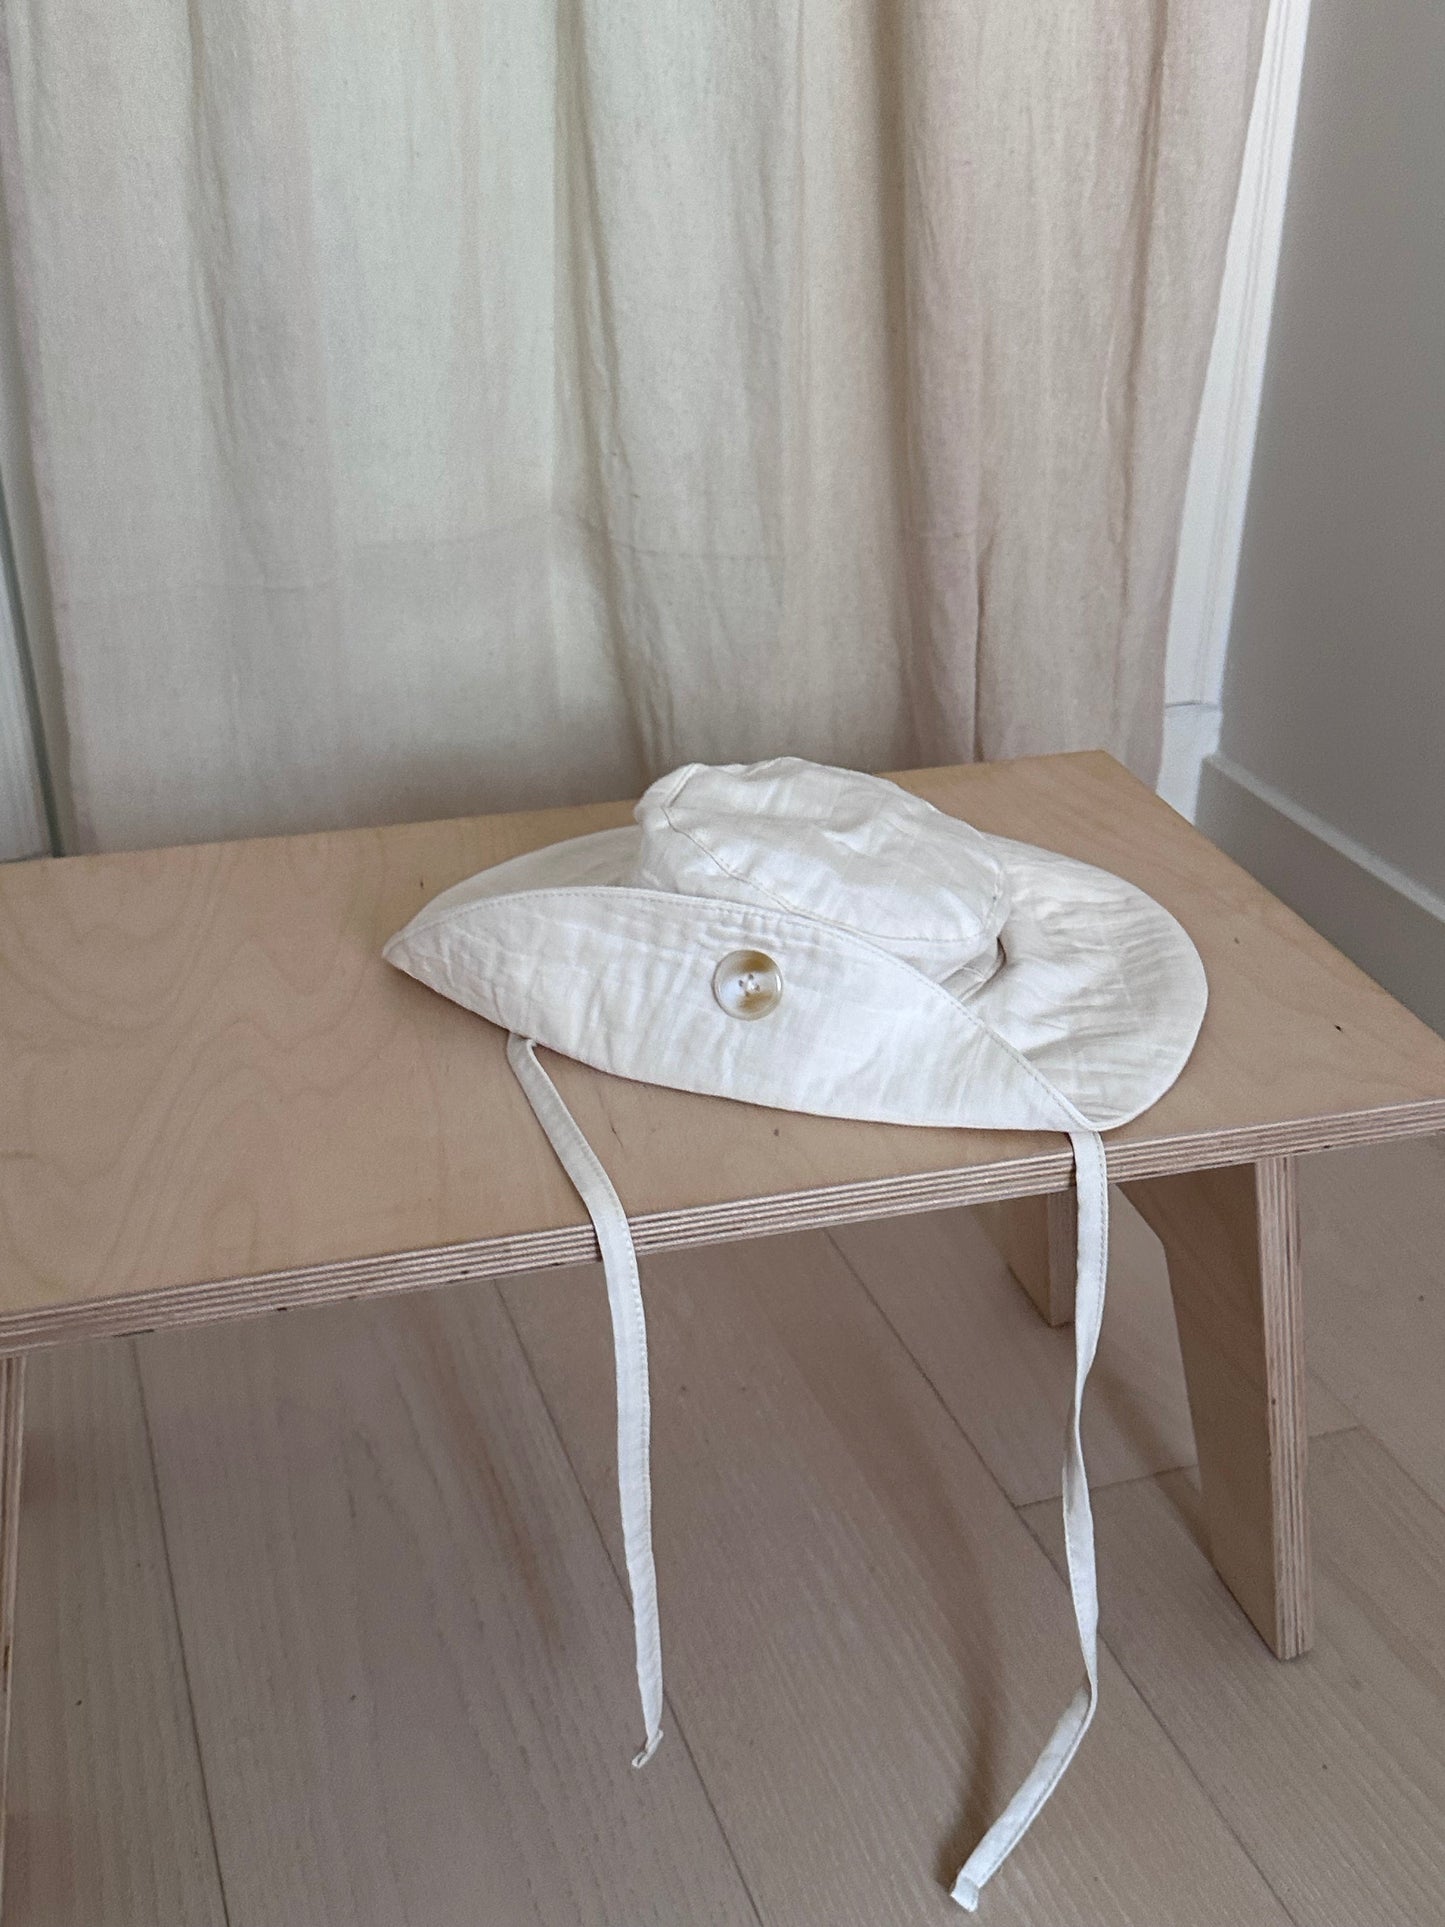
top-left (2, 749), bottom-right (1444, 1912)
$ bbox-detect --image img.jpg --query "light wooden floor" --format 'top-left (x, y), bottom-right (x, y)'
top-left (8, 1135), bottom-right (1444, 1926)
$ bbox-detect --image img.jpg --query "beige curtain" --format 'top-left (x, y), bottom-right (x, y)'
top-left (0, 3), bottom-right (1265, 853)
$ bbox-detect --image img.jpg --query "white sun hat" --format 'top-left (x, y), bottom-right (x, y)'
top-left (385, 756), bottom-right (1207, 1911)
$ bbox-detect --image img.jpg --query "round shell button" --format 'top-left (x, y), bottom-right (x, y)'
top-left (712, 949), bottom-right (783, 1020)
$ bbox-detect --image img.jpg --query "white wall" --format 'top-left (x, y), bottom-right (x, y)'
top-left (1198, 0), bottom-right (1445, 1032)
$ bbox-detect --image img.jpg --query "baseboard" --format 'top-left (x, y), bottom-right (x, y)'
top-left (1198, 753), bottom-right (1445, 1035)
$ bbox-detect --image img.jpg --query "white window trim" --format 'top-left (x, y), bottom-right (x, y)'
top-left (1160, 0), bottom-right (1313, 821)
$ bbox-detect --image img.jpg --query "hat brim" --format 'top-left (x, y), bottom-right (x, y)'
top-left (388, 822), bottom-right (1206, 1134)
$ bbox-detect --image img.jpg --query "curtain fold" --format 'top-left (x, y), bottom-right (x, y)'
top-left (0, 1), bottom-right (1265, 853)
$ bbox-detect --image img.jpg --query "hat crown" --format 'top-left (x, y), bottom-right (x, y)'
top-left (631, 758), bottom-right (1010, 980)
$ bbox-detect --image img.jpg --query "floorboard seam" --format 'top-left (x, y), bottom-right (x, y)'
top-left (825, 1227), bottom-right (1322, 1922)
top-left (1014, 1488), bottom-right (1310, 1927)
top-left (1318, 1416), bottom-right (1445, 1530)
top-left (132, 1339), bottom-right (235, 1927)
top-left (494, 1283), bottom-right (770, 1927)
top-left (822, 1228), bottom-right (1063, 1522)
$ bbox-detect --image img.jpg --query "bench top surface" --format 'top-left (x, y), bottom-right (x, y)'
top-left (2, 750), bottom-right (1443, 1348)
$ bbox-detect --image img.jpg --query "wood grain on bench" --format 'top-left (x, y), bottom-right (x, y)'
top-left (1, 751), bottom-right (1442, 1352)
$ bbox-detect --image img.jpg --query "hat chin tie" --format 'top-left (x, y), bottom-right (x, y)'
top-left (506, 1033), bottom-right (1108, 1913)
top-left (949, 1124), bottom-right (1107, 1910)
top-left (507, 1034), bottom-right (665, 1770)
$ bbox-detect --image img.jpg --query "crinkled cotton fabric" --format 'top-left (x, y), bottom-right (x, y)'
top-left (392, 761), bottom-right (1205, 1135)
top-left (386, 757), bottom-right (1207, 1911)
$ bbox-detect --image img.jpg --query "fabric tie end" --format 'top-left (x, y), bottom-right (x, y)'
top-left (949, 1873), bottom-right (981, 1912)
top-left (631, 1731), bottom-right (663, 1770)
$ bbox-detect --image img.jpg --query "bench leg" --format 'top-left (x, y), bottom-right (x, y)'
top-left (976, 1192), bottom-right (1077, 1326)
top-left (1123, 1157), bottom-right (1312, 1658)
top-left (0, 1355), bottom-right (24, 1924)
